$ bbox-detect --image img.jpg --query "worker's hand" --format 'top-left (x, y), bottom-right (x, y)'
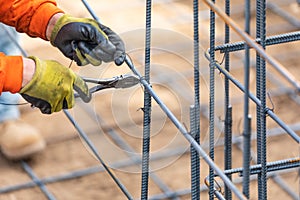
top-left (19, 56), bottom-right (91, 114)
top-left (50, 14), bottom-right (125, 66)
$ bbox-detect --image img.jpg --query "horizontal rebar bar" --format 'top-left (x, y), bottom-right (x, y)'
top-left (218, 157), bottom-right (300, 177)
top-left (215, 31), bottom-right (300, 53)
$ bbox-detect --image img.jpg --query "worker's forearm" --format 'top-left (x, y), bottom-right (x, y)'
top-left (46, 13), bottom-right (64, 40)
top-left (22, 58), bottom-right (35, 88)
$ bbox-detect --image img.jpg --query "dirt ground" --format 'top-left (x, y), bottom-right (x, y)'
top-left (0, 0), bottom-right (299, 199)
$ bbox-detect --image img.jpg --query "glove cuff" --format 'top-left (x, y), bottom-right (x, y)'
top-left (20, 56), bottom-right (43, 94)
top-left (50, 14), bottom-right (69, 46)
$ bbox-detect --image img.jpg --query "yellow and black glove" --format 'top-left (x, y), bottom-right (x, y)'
top-left (20, 56), bottom-right (91, 114)
top-left (50, 15), bottom-right (125, 66)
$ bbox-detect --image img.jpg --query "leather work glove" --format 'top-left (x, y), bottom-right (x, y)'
top-left (50, 15), bottom-right (125, 66)
top-left (20, 56), bottom-right (91, 114)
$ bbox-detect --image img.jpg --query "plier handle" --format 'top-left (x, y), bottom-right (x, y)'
top-left (75, 74), bottom-right (140, 99)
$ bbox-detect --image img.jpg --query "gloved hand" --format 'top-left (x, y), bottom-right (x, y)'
top-left (20, 56), bottom-right (91, 114)
top-left (50, 15), bottom-right (125, 66)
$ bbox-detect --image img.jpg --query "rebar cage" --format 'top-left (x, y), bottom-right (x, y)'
top-left (0, 0), bottom-right (299, 199)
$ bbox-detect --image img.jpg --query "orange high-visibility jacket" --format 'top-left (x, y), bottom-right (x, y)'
top-left (0, 0), bottom-right (63, 94)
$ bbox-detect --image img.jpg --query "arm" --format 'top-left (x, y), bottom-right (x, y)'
top-left (0, 0), bottom-right (63, 95)
top-left (0, 0), bottom-right (63, 40)
top-left (0, 53), bottom-right (23, 93)
top-left (0, 0), bottom-right (120, 114)
top-left (0, 0), bottom-right (125, 65)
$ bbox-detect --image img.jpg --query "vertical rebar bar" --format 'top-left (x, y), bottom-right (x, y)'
top-left (243, 0), bottom-right (251, 198)
top-left (255, 1), bottom-right (262, 198)
top-left (193, 1), bottom-right (200, 106)
top-left (224, 0), bottom-right (232, 199)
top-left (141, 0), bottom-right (152, 199)
top-left (191, 0), bottom-right (201, 199)
top-left (190, 105), bottom-right (200, 200)
top-left (257, 0), bottom-right (268, 199)
top-left (209, 0), bottom-right (216, 198)
top-left (242, 116), bottom-right (252, 198)
top-left (224, 106), bottom-right (233, 199)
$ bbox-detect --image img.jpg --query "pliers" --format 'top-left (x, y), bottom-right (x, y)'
top-left (75, 74), bottom-right (140, 99)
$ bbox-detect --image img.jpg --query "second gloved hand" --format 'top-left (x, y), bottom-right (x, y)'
top-left (20, 56), bottom-right (91, 114)
top-left (50, 15), bottom-right (125, 66)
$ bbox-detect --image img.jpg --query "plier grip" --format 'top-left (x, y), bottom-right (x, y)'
top-left (75, 74), bottom-right (140, 99)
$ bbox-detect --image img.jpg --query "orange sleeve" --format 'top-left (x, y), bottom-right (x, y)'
top-left (0, 0), bottom-right (63, 40)
top-left (0, 53), bottom-right (23, 94)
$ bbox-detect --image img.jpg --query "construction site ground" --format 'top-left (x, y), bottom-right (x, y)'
top-left (0, 0), bottom-right (299, 199)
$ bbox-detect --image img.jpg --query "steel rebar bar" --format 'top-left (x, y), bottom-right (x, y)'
top-left (224, 106), bottom-right (233, 199)
top-left (255, 1), bottom-right (263, 199)
top-left (224, 0), bottom-right (232, 199)
top-left (220, 158), bottom-right (300, 177)
top-left (141, 0), bottom-right (153, 199)
top-left (208, 0), bottom-right (216, 198)
top-left (191, 0), bottom-right (201, 199)
top-left (242, 1), bottom-right (251, 197)
top-left (190, 105), bottom-right (200, 200)
top-left (257, 0), bottom-right (268, 199)
top-left (242, 116), bottom-right (252, 198)
top-left (215, 31), bottom-right (300, 53)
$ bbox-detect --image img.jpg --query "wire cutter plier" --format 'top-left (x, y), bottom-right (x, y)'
top-left (75, 74), bottom-right (140, 99)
